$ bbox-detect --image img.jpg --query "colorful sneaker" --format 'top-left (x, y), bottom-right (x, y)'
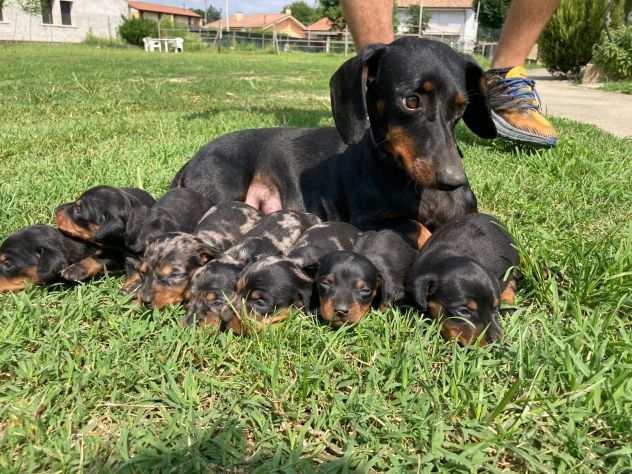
top-left (486, 66), bottom-right (558, 147)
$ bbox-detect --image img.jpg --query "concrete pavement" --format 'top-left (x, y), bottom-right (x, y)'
top-left (530, 69), bottom-right (632, 139)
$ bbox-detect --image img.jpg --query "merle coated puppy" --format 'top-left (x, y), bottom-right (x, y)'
top-left (182, 209), bottom-right (320, 328)
top-left (171, 38), bottom-right (493, 241)
top-left (0, 225), bottom-right (112, 292)
top-left (134, 201), bottom-right (262, 308)
top-left (287, 221), bottom-right (363, 275)
top-left (230, 256), bottom-right (313, 334)
top-left (316, 230), bottom-right (417, 326)
top-left (406, 213), bottom-right (519, 346)
top-left (55, 185), bottom-right (156, 249)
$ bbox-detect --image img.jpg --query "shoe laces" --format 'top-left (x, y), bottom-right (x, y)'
top-left (489, 75), bottom-right (543, 113)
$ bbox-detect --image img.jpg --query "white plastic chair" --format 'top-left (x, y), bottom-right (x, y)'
top-left (174, 37), bottom-right (184, 53)
top-left (143, 37), bottom-right (161, 52)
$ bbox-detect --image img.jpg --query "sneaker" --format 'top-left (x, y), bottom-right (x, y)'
top-left (486, 66), bottom-right (558, 147)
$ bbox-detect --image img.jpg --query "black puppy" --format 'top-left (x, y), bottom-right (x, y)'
top-left (135, 202), bottom-right (262, 308)
top-left (0, 225), bottom-right (111, 291)
top-left (55, 185), bottom-right (156, 249)
top-left (171, 38), bottom-right (492, 242)
top-left (129, 188), bottom-right (211, 254)
top-left (231, 256), bottom-right (313, 334)
top-left (287, 221), bottom-right (363, 274)
top-left (406, 213), bottom-right (519, 346)
top-left (183, 210), bottom-right (320, 328)
top-left (316, 230), bottom-right (417, 326)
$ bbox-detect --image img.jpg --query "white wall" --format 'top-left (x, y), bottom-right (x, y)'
top-left (0, 0), bottom-right (127, 43)
top-left (396, 7), bottom-right (478, 51)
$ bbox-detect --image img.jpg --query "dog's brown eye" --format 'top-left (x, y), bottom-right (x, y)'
top-left (404, 95), bottom-right (421, 110)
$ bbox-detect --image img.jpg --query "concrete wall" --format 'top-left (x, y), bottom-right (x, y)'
top-left (0, 0), bottom-right (127, 43)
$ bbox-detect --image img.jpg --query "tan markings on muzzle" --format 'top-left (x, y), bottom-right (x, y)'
top-left (151, 282), bottom-right (188, 309)
top-left (0, 266), bottom-right (39, 292)
top-left (385, 126), bottom-right (434, 186)
top-left (500, 279), bottom-right (517, 305)
top-left (55, 208), bottom-right (98, 242)
top-left (319, 297), bottom-right (335, 322)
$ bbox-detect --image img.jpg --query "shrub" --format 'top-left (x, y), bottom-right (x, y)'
top-left (593, 26), bottom-right (632, 79)
top-left (118, 16), bottom-right (158, 46)
top-left (539, 0), bottom-right (625, 76)
top-left (157, 18), bottom-right (206, 51)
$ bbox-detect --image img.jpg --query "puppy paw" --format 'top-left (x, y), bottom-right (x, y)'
top-left (61, 263), bottom-right (90, 282)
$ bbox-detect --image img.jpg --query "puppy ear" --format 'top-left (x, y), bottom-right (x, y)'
top-left (125, 205), bottom-right (150, 250)
top-left (194, 239), bottom-right (218, 266)
top-left (36, 247), bottom-right (68, 282)
top-left (410, 274), bottom-right (435, 310)
top-left (94, 217), bottom-right (125, 243)
top-left (330, 43), bottom-right (388, 145)
top-left (462, 56), bottom-right (497, 139)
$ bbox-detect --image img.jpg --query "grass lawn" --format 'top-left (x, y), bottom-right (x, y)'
top-left (600, 80), bottom-right (632, 95)
top-left (1, 43), bottom-right (632, 473)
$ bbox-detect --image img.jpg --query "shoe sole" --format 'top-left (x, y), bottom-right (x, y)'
top-left (491, 110), bottom-right (558, 147)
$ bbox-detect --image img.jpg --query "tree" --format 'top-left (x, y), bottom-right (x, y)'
top-left (406, 5), bottom-right (431, 34)
top-left (192, 4), bottom-right (221, 23)
top-left (282, 1), bottom-right (321, 25)
top-left (319, 0), bottom-right (345, 30)
top-left (474, 0), bottom-right (511, 30)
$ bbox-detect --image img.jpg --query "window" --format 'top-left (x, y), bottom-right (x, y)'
top-left (0, 0), bottom-right (4, 22)
top-left (60, 0), bottom-right (72, 25)
top-left (41, 0), bottom-right (53, 24)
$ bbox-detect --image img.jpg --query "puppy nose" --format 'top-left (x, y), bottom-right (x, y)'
top-left (335, 305), bottom-right (349, 316)
top-left (436, 167), bottom-right (466, 190)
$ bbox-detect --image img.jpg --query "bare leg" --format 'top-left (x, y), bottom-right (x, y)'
top-left (341, 0), bottom-right (394, 49)
top-left (492, 0), bottom-right (561, 68)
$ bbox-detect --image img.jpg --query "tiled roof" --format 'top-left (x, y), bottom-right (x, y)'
top-left (305, 17), bottom-right (333, 31)
top-left (397, 0), bottom-right (473, 8)
top-left (206, 13), bottom-right (304, 29)
top-left (128, 1), bottom-right (201, 18)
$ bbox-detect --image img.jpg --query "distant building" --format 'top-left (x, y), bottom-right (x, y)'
top-left (206, 10), bottom-right (306, 38)
top-left (304, 17), bottom-right (342, 40)
top-left (396, 0), bottom-right (478, 51)
top-left (0, 0), bottom-right (127, 43)
top-left (128, 1), bottom-right (202, 29)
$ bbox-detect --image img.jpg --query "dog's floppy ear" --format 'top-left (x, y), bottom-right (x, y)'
top-left (330, 43), bottom-right (387, 145)
top-left (36, 247), bottom-right (68, 282)
top-left (94, 218), bottom-right (125, 243)
top-left (462, 57), bottom-right (497, 139)
top-left (409, 273), bottom-right (435, 311)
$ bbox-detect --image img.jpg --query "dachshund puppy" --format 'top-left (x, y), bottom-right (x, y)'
top-left (55, 185), bottom-right (155, 250)
top-left (316, 230), bottom-right (417, 327)
top-left (406, 213), bottom-right (519, 346)
top-left (182, 210), bottom-right (319, 328)
top-left (134, 202), bottom-right (262, 308)
top-left (287, 221), bottom-right (362, 275)
top-left (230, 256), bottom-right (313, 334)
top-left (0, 225), bottom-right (109, 292)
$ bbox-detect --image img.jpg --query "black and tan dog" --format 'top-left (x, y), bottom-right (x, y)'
top-left (55, 185), bottom-right (156, 250)
top-left (287, 221), bottom-right (363, 274)
top-left (316, 230), bottom-right (417, 327)
top-left (183, 209), bottom-right (320, 328)
top-left (135, 201), bottom-right (262, 308)
top-left (406, 213), bottom-right (519, 346)
top-left (171, 38), bottom-right (494, 242)
top-left (229, 256), bottom-right (313, 334)
top-left (0, 225), bottom-right (115, 292)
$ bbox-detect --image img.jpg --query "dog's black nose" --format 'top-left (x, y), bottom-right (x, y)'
top-left (335, 305), bottom-right (350, 317)
top-left (436, 167), bottom-right (467, 190)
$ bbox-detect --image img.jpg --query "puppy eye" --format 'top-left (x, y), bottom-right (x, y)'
top-left (358, 288), bottom-right (372, 297)
top-left (404, 94), bottom-right (422, 110)
top-left (97, 214), bottom-right (106, 224)
top-left (318, 280), bottom-right (330, 290)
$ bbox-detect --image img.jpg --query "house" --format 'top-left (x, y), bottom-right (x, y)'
top-left (206, 10), bottom-right (306, 39)
top-left (128, 1), bottom-right (202, 29)
top-left (0, 0), bottom-right (127, 43)
top-left (304, 17), bottom-right (342, 40)
top-left (396, 0), bottom-right (478, 51)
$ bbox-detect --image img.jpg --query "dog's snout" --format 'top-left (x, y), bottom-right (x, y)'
top-left (335, 304), bottom-right (350, 316)
top-left (436, 166), bottom-right (467, 190)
